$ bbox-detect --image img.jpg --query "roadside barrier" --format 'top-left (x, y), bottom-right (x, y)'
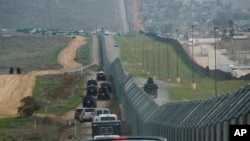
top-left (99, 34), bottom-right (250, 141)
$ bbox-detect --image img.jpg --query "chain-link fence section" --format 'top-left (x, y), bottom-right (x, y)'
top-left (99, 35), bottom-right (250, 141)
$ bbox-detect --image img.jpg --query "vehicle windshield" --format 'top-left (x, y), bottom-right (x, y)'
top-left (76, 109), bottom-right (83, 113)
top-left (96, 111), bottom-right (102, 115)
top-left (84, 96), bottom-right (93, 100)
top-left (96, 109), bottom-right (110, 115)
top-left (103, 110), bottom-right (109, 114)
top-left (85, 109), bottom-right (95, 112)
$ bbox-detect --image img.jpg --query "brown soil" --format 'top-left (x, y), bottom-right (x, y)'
top-left (128, 0), bottom-right (145, 31)
top-left (0, 36), bottom-right (86, 118)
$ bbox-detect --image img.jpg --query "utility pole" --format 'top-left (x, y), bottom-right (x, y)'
top-left (158, 43), bottom-right (160, 79)
top-left (176, 29), bottom-right (180, 83)
top-left (147, 40), bottom-right (149, 75)
top-left (167, 44), bottom-right (170, 81)
top-left (153, 42), bottom-right (155, 79)
top-left (142, 40), bottom-right (145, 73)
top-left (191, 25), bottom-right (196, 89)
top-left (214, 27), bottom-right (219, 96)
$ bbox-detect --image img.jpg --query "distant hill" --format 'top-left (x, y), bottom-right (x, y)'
top-left (0, 0), bottom-right (118, 32)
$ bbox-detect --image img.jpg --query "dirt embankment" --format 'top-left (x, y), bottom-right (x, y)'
top-left (128, 0), bottom-right (144, 31)
top-left (0, 36), bottom-right (86, 118)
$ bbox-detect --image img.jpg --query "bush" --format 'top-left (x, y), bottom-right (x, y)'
top-left (17, 96), bottom-right (40, 117)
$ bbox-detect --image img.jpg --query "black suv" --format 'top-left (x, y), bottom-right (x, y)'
top-left (98, 87), bottom-right (110, 100)
top-left (100, 82), bottom-right (112, 92)
top-left (87, 79), bottom-right (97, 86)
top-left (96, 71), bottom-right (106, 81)
top-left (87, 85), bottom-right (98, 96)
top-left (82, 95), bottom-right (97, 108)
top-left (143, 78), bottom-right (158, 98)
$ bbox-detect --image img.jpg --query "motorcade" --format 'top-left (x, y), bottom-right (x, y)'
top-left (74, 107), bottom-right (84, 121)
top-left (82, 95), bottom-right (97, 108)
top-left (79, 107), bottom-right (95, 122)
top-left (143, 77), bottom-right (158, 98)
top-left (87, 79), bottom-right (97, 86)
top-left (96, 71), bottom-right (106, 81)
top-left (114, 43), bottom-right (119, 47)
top-left (92, 108), bottom-right (110, 121)
top-left (92, 120), bottom-right (121, 138)
top-left (97, 114), bottom-right (117, 121)
top-left (87, 85), bottom-right (98, 97)
top-left (100, 82), bottom-right (112, 92)
top-left (98, 86), bottom-right (110, 100)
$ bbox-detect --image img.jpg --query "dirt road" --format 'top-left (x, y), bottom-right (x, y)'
top-left (0, 36), bottom-right (86, 118)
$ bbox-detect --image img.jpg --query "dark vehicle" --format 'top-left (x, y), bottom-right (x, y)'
top-left (16, 67), bottom-right (21, 74)
top-left (87, 79), bottom-right (97, 86)
top-left (100, 82), bottom-right (112, 92)
top-left (74, 107), bottom-right (84, 121)
top-left (83, 95), bottom-right (97, 108)
top-left (92, 120), bottom-right (121, 138)
top-left (9, 67), bottom-right (14, 74)
top-left (96, 71), bottom-right (106, 81)
top-left (143, 77), bottom-right (158, 98)
top-left (87, 85), bottom-right (98, 96)
top-left (114, 43), bottom-right (119, 47)
top-left (98, 87), bottom-right (110, 100)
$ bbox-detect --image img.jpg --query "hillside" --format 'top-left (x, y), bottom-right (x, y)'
top-left (0, 0), bottom-right (118, 31)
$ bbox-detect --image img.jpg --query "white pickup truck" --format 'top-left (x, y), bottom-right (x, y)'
top-left (92, 114), bottom-right (121, 138)
top-left (92, 108), bottom-right (110, 121)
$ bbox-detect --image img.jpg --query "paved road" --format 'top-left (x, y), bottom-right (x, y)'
top-left (104, 36), bottom-right (121, 62)
top-left (117, 0), bottom-right (129, 33)
top-left (60, 35), bottom-right (111, 141)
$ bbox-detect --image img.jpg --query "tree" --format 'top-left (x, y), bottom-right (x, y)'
top-left (17, 96), bottom-right (40, 117)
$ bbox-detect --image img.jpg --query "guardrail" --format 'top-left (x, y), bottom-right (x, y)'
top-left (99, 34), bottom-right (250, 141)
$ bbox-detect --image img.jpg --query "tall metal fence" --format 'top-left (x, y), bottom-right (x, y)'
top-left (99, 35), bottom-right (250, 141)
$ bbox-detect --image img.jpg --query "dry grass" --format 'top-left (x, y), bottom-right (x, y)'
top-left (0, 32), bottom-right (71, 73)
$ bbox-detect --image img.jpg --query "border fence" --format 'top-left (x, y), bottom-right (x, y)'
top-left (99, 35), bottom-right (250, 141)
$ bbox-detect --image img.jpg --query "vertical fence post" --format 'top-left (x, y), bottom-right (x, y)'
top-left (205, 125), bottom-right (209, 141)
top-left (200, 126), bottom-right (205, 141)
top-left (177, 127), bottom-right (181, 141)
top-left (182, 127), bottom-right (186, 141)
top-left (223, 120), bottom-right (229, 141)
top-left (216, 122), bottom-right (223, 141)
top-left (211, 124), bottom-right (216, 141)
top-left (247, 113), bottom-right (250, 124)
top-left (197, 127), bottom-right (201, 141)
top-left (191, 127), bottom-right (195, 141)
top-left (188, 126), bottom-right (192, 141)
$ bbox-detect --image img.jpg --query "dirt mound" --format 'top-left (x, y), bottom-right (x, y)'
top-left (0, 36), bottom-right (86, 118)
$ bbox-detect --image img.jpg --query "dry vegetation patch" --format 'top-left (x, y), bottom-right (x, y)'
top-left (34, 74), bottom-right (83, 113)
top-left (0, 117), bottom-right (64, 141)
